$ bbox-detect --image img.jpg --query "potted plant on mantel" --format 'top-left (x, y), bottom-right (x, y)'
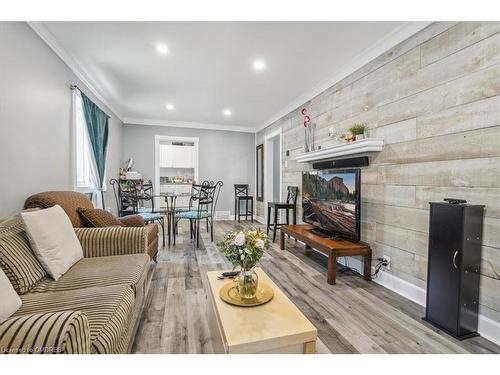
top-left (347, 123), bottom-right (367, 142)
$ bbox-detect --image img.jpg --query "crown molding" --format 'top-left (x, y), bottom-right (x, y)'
top-left (28, 21), bottom-right (432, 134)
top-left (27, 21), bottom-right (123, 121)
top-left (255, 21), bottom-right (433, 133)
top-left (123, 117), bottom-right (255, 133)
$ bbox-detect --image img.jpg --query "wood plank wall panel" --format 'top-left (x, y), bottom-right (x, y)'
top-left (255, 22), bottom-right (500, 323)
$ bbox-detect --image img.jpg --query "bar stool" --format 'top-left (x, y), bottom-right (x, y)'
top-left (267, 186), bottom-right (299, 242)
top-left (234, 184), bottom-right (253, 222)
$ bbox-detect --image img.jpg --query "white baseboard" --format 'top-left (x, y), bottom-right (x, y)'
top-left (477, 313), bottom-right (500, 346)
top-left (255, 216), bottom-right (265, 224)
top-left (214, 210), bottom-right (231, 220)
top-left (215, 212), bottom-right (266, 225)
top-left (302, 246), bottom-right (500, 346)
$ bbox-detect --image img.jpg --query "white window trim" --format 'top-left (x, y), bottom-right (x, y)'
top-left (72, 89), bottom-right (95, 193)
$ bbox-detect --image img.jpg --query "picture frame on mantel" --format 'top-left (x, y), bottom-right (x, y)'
top-left (256, 144), bottom-right (264, 202)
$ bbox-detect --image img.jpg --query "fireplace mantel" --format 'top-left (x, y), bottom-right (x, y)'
top-left (295, 138), bottom-right (384, 163)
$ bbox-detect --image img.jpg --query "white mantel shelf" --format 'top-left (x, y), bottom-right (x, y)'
top-left (295, 138), bottom-right (384, 163)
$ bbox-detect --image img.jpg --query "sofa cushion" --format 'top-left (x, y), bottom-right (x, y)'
top-left (21, 205), bottom-right (83, 280)
top-left (118, 215), bottom-right (145, 227)
top-left (0, 215), bottom-right (47, 294)
top-left (145, 223), bottom-right (159, 259)
top-left (77, 207), bottom-right (124, 228)
top-left (16, 285), bottom-right (135, 354)
top-left (24, 191), bottom-right (94, 228)
top-left (0, 310), bottom-right (91, 354)
top-left (0, 268), bottom-right (22, 323)
top-left (30, 253), bottom-right (150, 296)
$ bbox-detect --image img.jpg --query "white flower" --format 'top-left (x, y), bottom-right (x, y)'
top-left (255, 239), bottom-right (265, 249)
top-left (234, 231), bottom-right (246, 246)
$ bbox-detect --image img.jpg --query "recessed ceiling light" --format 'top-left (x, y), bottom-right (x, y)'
top-left (252, 59), bottom-right (266, 71)
top-left (156, 43), bottom-right (169, 55)
top-left (223, 109), bottom-right (232, 117)
top-left (166, 103), bottom-right (175, 111)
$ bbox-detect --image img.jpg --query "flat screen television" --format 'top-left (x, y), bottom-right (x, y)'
top-left (302, 168), bottom-right (361, 241)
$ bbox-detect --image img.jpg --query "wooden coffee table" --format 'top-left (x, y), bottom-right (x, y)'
top-left (206, 268), bottom-right (317, 354)
top-left (281, 224), bottom-right (372, 285)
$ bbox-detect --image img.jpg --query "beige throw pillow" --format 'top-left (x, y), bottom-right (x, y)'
top-left (21, 205), bottom-right (83, 280)
top-left (0, 268), bottom-right (22, 323)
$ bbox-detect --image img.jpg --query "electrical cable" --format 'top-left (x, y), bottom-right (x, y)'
top-left (337, 257), bottom-right (388, 279)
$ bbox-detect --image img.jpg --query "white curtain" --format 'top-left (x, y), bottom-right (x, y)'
top-left (87, 138), bottom-right (105, 209)
top-left (73, 89), bottom-right (106, 209)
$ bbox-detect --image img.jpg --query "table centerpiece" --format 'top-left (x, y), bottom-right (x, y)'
top-left (218, 228), bottom-right (270, 299)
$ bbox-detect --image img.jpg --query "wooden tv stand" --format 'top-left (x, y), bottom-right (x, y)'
top-left (280, 224), bottom-right (372, 285)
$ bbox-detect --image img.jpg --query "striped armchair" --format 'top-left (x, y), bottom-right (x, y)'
top-left (24, 191), bottom-right (158, 260)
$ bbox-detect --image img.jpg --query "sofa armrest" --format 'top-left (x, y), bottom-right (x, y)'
top-left (118, 214), bottom-right (145, 227)
top-left (0, 311), bottom-right (90, 354)
top-left (75, 226), bottom-right (148, 257)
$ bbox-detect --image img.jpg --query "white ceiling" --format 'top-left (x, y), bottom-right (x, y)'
top-left (33, 22), bottom-right (428, 132)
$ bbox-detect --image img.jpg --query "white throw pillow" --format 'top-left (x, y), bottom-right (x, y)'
top-left (21, 205), bottom-right (83, 280)
top-left (0, 268), bottom-right (22, 323)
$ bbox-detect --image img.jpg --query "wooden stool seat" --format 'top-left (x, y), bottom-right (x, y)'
top-left (268, 202), bottom-right (294, 209)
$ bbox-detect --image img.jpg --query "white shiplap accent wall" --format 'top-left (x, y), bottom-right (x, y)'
top-left (256, 22), bottom-right (500, 344)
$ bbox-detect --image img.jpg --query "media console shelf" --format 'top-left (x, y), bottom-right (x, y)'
top-left (280, 224), bottom-right (372, 285)
top-left (295, 138), bottom-right (384, 163)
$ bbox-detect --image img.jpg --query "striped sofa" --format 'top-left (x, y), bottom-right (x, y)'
top-left (24, 191), bottom-right (159, 260)
top-left (0, 214), bottom-right (153, 354)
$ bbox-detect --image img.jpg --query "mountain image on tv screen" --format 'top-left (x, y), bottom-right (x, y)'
top-left (302, 171), bottom-right (358, 239)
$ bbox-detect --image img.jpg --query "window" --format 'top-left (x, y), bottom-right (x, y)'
top-left (73, 90), bottom-right (94, 190)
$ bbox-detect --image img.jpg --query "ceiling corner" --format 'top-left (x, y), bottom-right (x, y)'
top-left (26, 21), bottom-right (124, 121)
top-left (255, 21), bottom-right (433, 133)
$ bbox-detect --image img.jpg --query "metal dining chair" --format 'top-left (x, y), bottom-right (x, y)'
top-left (174, 181), bottom-right (223, 248)
top-left (128, 180), bottom-right (166, 247)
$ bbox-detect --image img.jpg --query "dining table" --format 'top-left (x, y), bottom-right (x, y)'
top-left (152, 192), bottom-right (193, 246)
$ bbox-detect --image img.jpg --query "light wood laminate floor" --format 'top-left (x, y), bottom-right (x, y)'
top-left (132, 220), bottom-right (499, 354)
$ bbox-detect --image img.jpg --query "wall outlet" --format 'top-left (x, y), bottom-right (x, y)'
top-left (382, 255), bottom-right (391, 270)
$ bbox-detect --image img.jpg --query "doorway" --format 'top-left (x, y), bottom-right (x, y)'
top-left (264, 128), bottom-right (282, 223)
top-left (153, 135), bottom-right (199, 209)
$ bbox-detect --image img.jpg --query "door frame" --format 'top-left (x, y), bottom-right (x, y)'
top-left (154, 135), bottom-right (199, 205)
top-left (263, 128), bottom-right (282, 224)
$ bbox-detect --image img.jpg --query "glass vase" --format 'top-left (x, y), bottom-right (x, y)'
top-left (304, 124), bottom-right (315, 152)
top-left (236, 268), bottom-right (259, 299)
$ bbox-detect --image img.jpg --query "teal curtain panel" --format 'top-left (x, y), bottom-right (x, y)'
top-left (81, 92), bottom-right (109, 204)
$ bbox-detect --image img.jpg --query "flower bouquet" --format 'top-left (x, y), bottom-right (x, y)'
top-left (217, 228), bottom-right (270, 299)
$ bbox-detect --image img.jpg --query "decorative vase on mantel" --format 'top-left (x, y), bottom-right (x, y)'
top-left (304, 123), bottom-right (315, 153)
top-left (301, 108), bottom-right (315, 153)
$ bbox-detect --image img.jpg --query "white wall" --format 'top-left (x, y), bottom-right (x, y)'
top-left (123, 124), bottom-right (255, 215)
top-left (0, 22), bottom-right (123, 217)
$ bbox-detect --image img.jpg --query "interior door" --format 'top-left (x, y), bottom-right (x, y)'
top-left (427, 204), bottom-right (462, 334)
